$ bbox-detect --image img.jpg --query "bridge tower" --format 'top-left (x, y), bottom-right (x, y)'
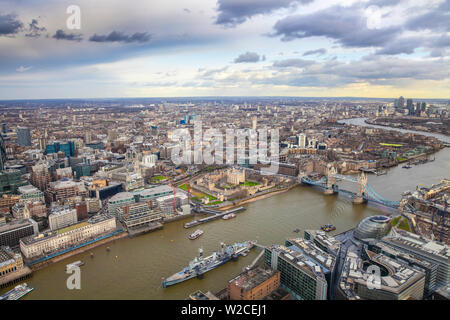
top-left (324, 165), bottom-right (337, 195)
top-left (353, 171), bottom-right (368, 204)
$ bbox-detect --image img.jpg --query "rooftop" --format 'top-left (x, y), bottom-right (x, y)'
top-left (18, 185), bottom-right (40, 194)
top-left (134, 185), bottom-right (173, 197)
top-left (109, 192), bottom-right (135, 202)
top-left (0, 218), bottom-right (36, 234)
top-left (229, 267), bottom-right (278, 291)
top-left (383, 229), bottom-right (450, 260)
top-left (304, 229), bottom-right (341, 254)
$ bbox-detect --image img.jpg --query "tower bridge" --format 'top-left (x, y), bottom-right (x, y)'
top-left (301, 168), bottom-right (400, 209)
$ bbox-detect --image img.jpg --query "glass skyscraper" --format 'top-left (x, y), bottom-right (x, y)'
top-left (16, 127), bottom-right (32, 146)
top-left (0, 134), bottom-right (6, 171)
top-left (45, 140), bottom-right (75, 157)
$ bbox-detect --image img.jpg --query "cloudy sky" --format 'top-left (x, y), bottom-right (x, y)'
top-left (0, 0), bottom-right (449, 99)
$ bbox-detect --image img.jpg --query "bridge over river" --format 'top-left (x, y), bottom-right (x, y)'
top-left (302, 169), bottom-right (400, 209)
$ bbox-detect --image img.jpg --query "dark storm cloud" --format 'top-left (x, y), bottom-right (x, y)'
top-left (0, 13), bottom-right (23, 36)
top-left (215, 0), bottom-right (314, 27)
top-left (89, 31), bottom-right (151, 43)
top-left (52, 29), bottom-right (83, 41)
top-left (25, 19), bottom-right (46, 38)
top-left (303, 48), bottom-right (327, 56)
top-left (271, 5), bottom-right (402, 48)
top-left (234, 52), bottom-right (261, 63)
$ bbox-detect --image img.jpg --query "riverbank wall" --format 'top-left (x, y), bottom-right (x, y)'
top-left (28, 230), bottom-right (127, 271)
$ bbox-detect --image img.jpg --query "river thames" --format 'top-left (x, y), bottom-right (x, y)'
top-left (2, 119), bottom-right (448, 299)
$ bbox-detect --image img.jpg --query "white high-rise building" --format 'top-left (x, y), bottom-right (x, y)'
top-left (48, 206), bottom-right (78, 231)
top-left (298, 134), bottom-right (307, 148)
top-left (141, 154), bottom-right (158, 168)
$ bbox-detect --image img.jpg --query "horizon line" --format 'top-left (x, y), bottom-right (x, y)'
top-left (1, 95), bottom-right (449, 102)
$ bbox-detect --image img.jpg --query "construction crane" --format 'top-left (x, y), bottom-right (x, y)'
top-left (163, 170), bottom-right (177, 214)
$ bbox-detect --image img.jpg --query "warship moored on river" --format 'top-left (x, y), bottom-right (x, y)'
top-left (162, 240), bottom-right (256, 288)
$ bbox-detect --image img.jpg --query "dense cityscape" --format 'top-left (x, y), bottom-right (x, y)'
top-left (0, 0), bottom-right (449, 309)
top-left (0, 96), bottom-right (448, 301)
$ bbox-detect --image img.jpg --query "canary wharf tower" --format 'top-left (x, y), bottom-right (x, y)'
top-left (0, 134), bottom-right (6, 171)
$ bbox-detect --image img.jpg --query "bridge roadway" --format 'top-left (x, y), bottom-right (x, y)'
top-left (301, 175), bottom-right (400, 209)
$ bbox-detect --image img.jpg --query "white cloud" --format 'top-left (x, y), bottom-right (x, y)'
top-left (16, 65), bottom-right (32, 72)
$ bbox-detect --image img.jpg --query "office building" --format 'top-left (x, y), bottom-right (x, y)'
top-left (0, 170), bottom-right (27, 195)
top-left (108, 192), bottom-right (136, 216)
top-left (45, 179), bottom-right (88, 204)
top-left (366, 239), bottom-right (438, 297)
top-left (18, 185), bottom-right (44, 203)
top-left (0, 134), bottom-right (6, 171)
top-left (0, 194), bottom-right (20, 211)
top-left (398, 96), bottom-right (405, 109)
top-left (338, 250), bottom-right (426, 300)
top-left (86, 198), bottom-right (102, 214)
top-left (90, 182), bottom-right (123, 200)
top-left (55, 167), bottom-right (73, 180)
top-left (156, 194), bottom-right (188, 214)
top-left (133, 185), bottom-right (173, 202)
top-left (75, 202), bottom-right (89, 220)
top-left (252, 116), bottom-right (257, 130)
top-left (23, 201), bottom-right (47, 219)
top-left (0, 219), bottom-right (38, 247)
top-left (297, 133), bottom-right (308, 148)
top-left (20, 214), bottom-right (116, 260)
top-left (304, 230), bottom-right (341, 256)
top-left (45, 140), bottom-right (75, 157)
top-left (48, 205), bottom-right (78, 231)
top-left (354, 215), bottom-right (391, 241)
top-left (117, 201), bottom-right (162, 230)
top-left (228, 267), bottom-right (282, 300)
top-left (30, 163), bottom-right (52, 191)
top-left (406, 99), bottom-right (414, 114)
top-left (111, 171), bottom-right (144, 191)
top-left (381, 230), bottom-right (450, 292)
top-left (73, 163), bottom-right (91, 178)
top-left (265, 238), bottom-right (336, 300)
top-left (0, 246), bottom-right (25, 280)
top-left (16, 127), bottom-right (31, 147)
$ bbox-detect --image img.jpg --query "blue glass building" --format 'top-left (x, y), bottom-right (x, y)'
top-left (16, 127), bottom-right (31, 146)
top-left (45, 141), bottom-right (75, 157)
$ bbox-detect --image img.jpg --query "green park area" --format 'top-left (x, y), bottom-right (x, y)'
top-left (56, 222), bottom-right (88, 235)
top-left (151, 175), bottom-right (166, 181)
top-left (179, 184), bottom-right (218, 203)
top-left (391, 216), bottom-right (412, 232)
top-left (240, 181), bottom-right (260, 187)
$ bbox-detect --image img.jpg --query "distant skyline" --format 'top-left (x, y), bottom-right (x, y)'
top-left (0, 0), bottom-right (449, 99)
